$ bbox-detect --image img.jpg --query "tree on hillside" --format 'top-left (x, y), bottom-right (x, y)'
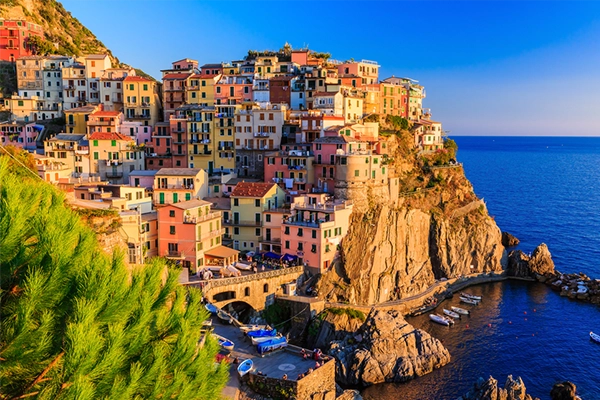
top-left (0, 145), bottom-right (37, 177)
top-left (0, 159), bottom-right (228, 399)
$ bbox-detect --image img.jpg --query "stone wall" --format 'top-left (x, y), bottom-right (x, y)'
top-left (276, 295), bottom-right (325, 341)
top-left (297, 358), bottom-right (336, 400)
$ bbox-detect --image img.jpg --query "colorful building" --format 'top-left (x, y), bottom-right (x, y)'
top-left (337, 60), bottom-right (379, 86)
top-left (62, 60), bottom-right (88, 110)
top-left (99, 67), bottom-right (135, 111)
top-left (123, 75), bottom-right (161, 127)
top-left (215, 74), bottom-right (252, 105)
top-left (162, 60), bottom-right (195, 120)
top-left (153, 167), bottom-right (208, 206)
top-left (88, 131), bottom-right (144, 184)
top-left (282, 193), bottom-right (353, 274)
top-left (81, 54), bottom-right (112, 104)
top-left (64, 105), bottom-right (98, 134)
top-left (379, 77), bottom-right (410, 118)
top-left (0, 121), bottom-right (38, 149)
top-left (264, 144), bottom-right (315, 197)
top-left (44, 133), bottom-right (90, 178)
top-left (86, 109), bottom-right (123, 135)
top-left (145, 122), bottom-right (173, 170)
top-left (0, 19), bottom-right (43, 61)
top-left (227, 182), bottom-right (286, 252)
top-left (186, 73), bottom-right (220, 105)
top-left (158, 199), bottom-right (237, 274)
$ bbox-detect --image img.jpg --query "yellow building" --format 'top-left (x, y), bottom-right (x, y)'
top-left (227, 182), bottom-right (286, 252)
top-left (123, 76), bottom-right (161, 127)
top-left (44, 133), bottom-right (90, 178)
top-left (4, 95), bottom-right (39, 122)
top-left (64, 105), bottom-right (99, 134)
top-left (153, 167), bottom-right (209, 206)
top-left (186, 73), bottom-right (220, 105)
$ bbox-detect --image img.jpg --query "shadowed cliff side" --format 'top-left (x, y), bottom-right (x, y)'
top-left (316, 134), bottom-right (507, 305)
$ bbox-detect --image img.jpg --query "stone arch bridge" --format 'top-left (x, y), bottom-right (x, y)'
top-left (185, 266), bottom-right (304, 311)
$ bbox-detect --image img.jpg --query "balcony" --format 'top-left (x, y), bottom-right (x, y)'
top-left (293, 200), bottom-right (352, 212)
top-left (89, 120), bottom-right (114, 126)
top-left (105, 171), bottom-right (123, 178)
top-left (190, 150), bottom-right (212, 156)
top-left (171, 128), bottom-right (186, 133)
top-left (253, 132), bottom-right (270, 138)
top-left (164, 87), bottom-right (183, 92)
top-left (182, 211), bottom-right (222, 224)
top-left (173, 139), bottom-right (186, 144)
top-left (127, 114), bottom-right (151, 120)
top-left (199, 228), bottom-right (226, 241)
top-left (218, 145), bottom-right (234, 151)
top-left (223, 220), bottom-right (262, 227)
top-left (165, 250), bottom-right (183, 258)
top-left (63, 85), bottom-right (75, 90)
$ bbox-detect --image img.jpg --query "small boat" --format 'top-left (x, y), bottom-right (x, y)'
top-left (247, 328), bottom-right (277, 338)
top-left (591, 332), bottom-right (600, 344)
top-left (213, 334), bottom-right (235, 351)
top-left (461, 292), bottom-right (482, 301)
top-left (217, 309), bottom-right (233, 324)
top-left (239, 324), bottom-right (268, 333)
top-left (237, 359), bottom-right (254, 377)
top-left (460, 296), bottom-right (480, 305)
top-left (257, 336), bottom-right (287, 354)
top-left (451, 306), bottom-right (470, 315)
top-left (251, 333), bottom-right (283, 345)
top-left (205, 303), bottom-right (218, 314)
top-left (443, 309), bottom-right (461, 319)
top-left (429, 314), bottom-right (450, 326)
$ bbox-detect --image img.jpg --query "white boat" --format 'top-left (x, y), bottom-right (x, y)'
top-left (239, 324), bottom-right (268, 333)
top-left (251, 333), bottom-right (282, 345)
top-left (591, 331), bottom-right (600, 344)
top-left (451, 306), bottom-right (470, 315)
top-left (212, 334), bottom-right (235, 351)
top-left (460, 296), bottom-right (480, 305)
top-left (237, 359), bottom-right (253, 377)
top-left (217, 309), bottom-right (233, 324)
top-left (460, 292), bottom-right (482, 301)
top-left (443, 309), bottom-right (461, 319)
top-left (429, 314), bottom-right (450, 326)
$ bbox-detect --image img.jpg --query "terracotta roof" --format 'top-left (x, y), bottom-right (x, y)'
top-left (231, 182), bottom-right (276, 198)
top-left (90, 110), bottom-right (121, 117)
top-left (162, 73), bottom-right (192, 80)
top-left (204, 245), bottom-right (239, 259)
top-left (124, 76), bottom-right (153, 82)
top-left (88, 132), bottom-right (131, 141)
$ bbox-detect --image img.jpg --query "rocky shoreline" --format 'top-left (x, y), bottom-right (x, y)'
top-left (458, 375), bottom-right (582, 400)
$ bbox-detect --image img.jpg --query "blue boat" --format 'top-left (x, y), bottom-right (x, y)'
top-left (257, 336), bottom-right (287, 354)
top-left (237, 359), bottom-right (253, 377)
top-left (247, 329), bottom-right (277, 338)
top-left (212, 333), bottom-right (235, 351)
top-left (205, 303), bottom-right (218, 314)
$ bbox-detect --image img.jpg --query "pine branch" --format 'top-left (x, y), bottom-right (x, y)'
top-left (14, 351), bottom-right (64, 398)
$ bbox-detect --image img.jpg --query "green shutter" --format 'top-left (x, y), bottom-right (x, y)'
top-left (93, 140), bottom-right (98, 146)
top-left (93, 152), bottom-right (98, 160)
top-left (159, 193), bottom-right (165, 204)
top-left (111, 140), bottom-right (116, 146)
top-left (185, 193), bottom-right (191, 201)
top-left (173, 193), bottom-right (178, 203)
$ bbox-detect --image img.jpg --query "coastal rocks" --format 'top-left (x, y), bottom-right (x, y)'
top-left (502, 232), bottom-right (520, 247)
top-left (328, 310), bottom-right (450, 386)
top-left (550, 381), bottom-right (578, 400)
top-left (458, 375), bottom-right (540, 400)
top-left (507, 244), bottom-right (555, 280)
top-left (547, 272), bottom-right (600, 305)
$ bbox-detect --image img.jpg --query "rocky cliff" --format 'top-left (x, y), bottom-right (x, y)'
top-left (317, 136), bottom-right (507, 305)
top-left (459, 375), bottom-right (540, 400)
top-left (324, 310), bottom-right (450, 386)
top-left (507, 243), bottom-right (555, 279)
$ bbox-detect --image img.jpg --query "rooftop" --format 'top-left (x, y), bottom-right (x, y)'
top-left (90, 110), bottom-right (121, 117)
top-left (162, 73), bottom-right (192, 80)
top-left (231, 182), bottom-right (277, 198)
top-left (49, 134), bottom-right (85, 142)
top-left (88, 132), bottom-right (131, 141)
top-left (156, 168), bottom-right (203, 176)
top-left (169, 199), bottom-right (212, 210)
top-left (129, 169), bottom-right (158, 177)
top-left (124, 76), bottom-right (153, 82)
top-left (65, 105), bottom-right (97, 114)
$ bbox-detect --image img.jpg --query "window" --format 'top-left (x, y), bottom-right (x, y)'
top-left (234, 198), bottom-right (239, 206)
top-left (298, 228), bottom-right (303, 237)
top-left (263, 284), bottom-right (269, 293)
top-left (354, 170), bottom-right (359, 177)
top-left (297, 242), bottom-right (303, 251)
top-left (17, 100), bottom-right (23, 107)
top-left (311, 244), bottom-right (317, 253)
top-left (143, 84), bottom-right (148, 91)
top-left (111, 140), bottom-right (116, 146)
top-left (284, 226), bottom-right (290, 235)
top-left (244, 287), bottom-right (250, 297)
top-left (255, 199), bottom-right (260, 207)
top-left (255, 228), bottom-right (261, 236)
top-left (169, 226), bottom-right (176, 234)
top-left (266, 214), bottom-right (271, 222)
top-left (93, 152), bottom-right (98, 160)
top-left (234, 227), bottom-right (240, 235)
top-left (285, 240), bottom-right (290, 249)
top-left (169, 210), bottom-right (175, 217)
top-left (312, 230), bottom-right (317, 239)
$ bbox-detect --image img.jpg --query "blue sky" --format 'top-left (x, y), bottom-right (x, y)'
top-left (60, 1), bottom-right (600, 136)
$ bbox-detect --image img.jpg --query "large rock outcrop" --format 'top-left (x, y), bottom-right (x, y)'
top-left (508, 243), bottom-right (555, 279)
top-left (502, 232), bottom-right (520, 247)
top-left (550, 381), bottom-right (578, 400)
top-left (327, 310), bottom-right (450, 386)
top-left (459, 375), bottom-right (540, 400)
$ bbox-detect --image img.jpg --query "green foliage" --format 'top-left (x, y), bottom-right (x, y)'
top-left (0, 145), bottom-right (37, 177)
top-left (73, 207), bottom-right (119, 219)
top-left (310, 51), bottom-right (331, 60)
top-left (444, 138), bottom-right (458, 159)
top-left (325, 307), bottom-right (366, 322)
top-left (363, 113), bottom-right (380, 123)
top-left (427, 174), bottom-right (445, 188)
top-left (385, 114), bottom-right (411, 130)
top-left (133, 68), bottom-right (157, 82)
top-left (0, 159), bottom-right (228, 399)
top-left (262, 301), bottom-right (291, 331)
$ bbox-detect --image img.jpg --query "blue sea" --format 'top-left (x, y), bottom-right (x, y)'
top-left (361, 136), bottom-right (600, 400)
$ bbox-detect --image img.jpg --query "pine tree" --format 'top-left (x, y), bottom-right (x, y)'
top-left (0, 159), bottom-right (229, 399)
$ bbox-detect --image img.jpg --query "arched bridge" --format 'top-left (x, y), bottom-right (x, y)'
top-left (185, 266), bottom-right (304, 311)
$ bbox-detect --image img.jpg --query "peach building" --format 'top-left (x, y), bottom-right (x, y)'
top-left (215, 74), bottom-right (253, 105)
top-left (86, 109), bottom-right (123, 135)
top-left (337, 60), bottom-right (379, 85)
top-left (282, 193), bottom-right (353, 274)
top-left (158, 199), bottom-right (237, 274)
top-left (379, 77), bottom-right (410, 118)
top-left (153, 167), bottom-right (208, 206)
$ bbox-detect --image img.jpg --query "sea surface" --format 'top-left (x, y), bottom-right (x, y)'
top-left (361, 136), bottom-right (600, 400)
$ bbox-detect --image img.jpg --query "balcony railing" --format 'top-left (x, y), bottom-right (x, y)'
top-left (105, 171), bottom-right (123, 178)
top-left (182, 211), bottom-right (222, 224)
top-left (218, 145), bottom-right (234, 151)
top-left (127, 114), bottom-right (151, 120)
top-left (171, 128), bottom-right (186, 133)
top-left (253, 132), bottom-right (270, 137)
top-left (223, 220), bottom-right (262, 227)
top-left (90, 120), bottom-right (114, 126)
top-left (199, 228), bottom-right (225, 241)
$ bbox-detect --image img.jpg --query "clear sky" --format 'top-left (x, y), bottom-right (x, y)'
top-left (60, 0), bottom-right (600, 136)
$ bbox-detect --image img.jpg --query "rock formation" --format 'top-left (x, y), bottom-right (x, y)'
top-left (507, 243), bottom-right (555, 279)
top-left (550, 381), bottom-right (578, 400)
top-left (502, 232), bottom-right (520, 247)
top-left (326, 310), bottom-right (450, 386)
top-left (459, 375), bottom-right (540, 400)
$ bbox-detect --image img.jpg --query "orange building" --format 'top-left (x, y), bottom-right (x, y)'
top-left (0, 19), bottom-right (43, 61)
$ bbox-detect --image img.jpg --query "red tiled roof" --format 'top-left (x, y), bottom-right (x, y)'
top-left (124, 76), bottom-right (153, 82)
top-left (89, 132), bottom-right (132, 141)
top-left (90, 110), bottom-right (121, 117)
top-left (231, 182), bottom-right (276, 198)
top-left (162, 73), bottom-right (192, 80)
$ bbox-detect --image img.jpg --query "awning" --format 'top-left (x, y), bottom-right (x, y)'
top-left (204, 246), bottom-right (239, 259)
top-left (263, 251), bottom-right (281, 260)
top-left (282, 254), bottom-right (298, 262)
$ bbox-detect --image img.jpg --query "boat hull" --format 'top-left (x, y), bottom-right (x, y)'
top-left (591, 332), bottom-right (600, 344)
top-left (443, 309), bottom-right (461, 319)
top-left (237, 359), bottom-right (253, 377)
top-left (429, 314), bottom-right (450, 326)
top-left (451, 306), bottom-right (470, 315)
top-left (257, 336), bottom-right (287, 353)
top-left (460, 297), bottom-right (479, 305)
top-left (461, 292), bottom-right (482, 301)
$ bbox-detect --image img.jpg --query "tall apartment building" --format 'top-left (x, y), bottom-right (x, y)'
top-left (99, 67), bottom-right (135, 111)
top-left (162, 58), bottom-right (198, 120)
top-left (123, 75), bottom-right (161, 127)
top-left (81, 54), bottom-right (111, 104)
top-left (0, 19), bottom-right (43, 61)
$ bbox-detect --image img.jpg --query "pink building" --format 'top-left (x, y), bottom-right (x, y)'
top-left (297, 111), bottom-right (344, 143)
top-left (264, 144), bottom-right (314, 200)
top-left (215, 75), bottom-right (252, 105)
top-left (169, 112), bottom-right (188, 168)
top-left (0, 121), bottom-right (39, 150)
top-left (146, 122), bottom-right (174, 170)
top-left (281, 193), bottom-right (353, 274)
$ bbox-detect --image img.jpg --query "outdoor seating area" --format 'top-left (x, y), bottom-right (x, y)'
top-left (244, 251), bottom-right (301, 272)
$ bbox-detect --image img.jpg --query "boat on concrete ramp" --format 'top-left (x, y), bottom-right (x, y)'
top-left (443, 308), bottom-right (461, 319)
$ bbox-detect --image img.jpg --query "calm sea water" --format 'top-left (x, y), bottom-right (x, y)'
top-left (361, 136), bottom-right (600, 400)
